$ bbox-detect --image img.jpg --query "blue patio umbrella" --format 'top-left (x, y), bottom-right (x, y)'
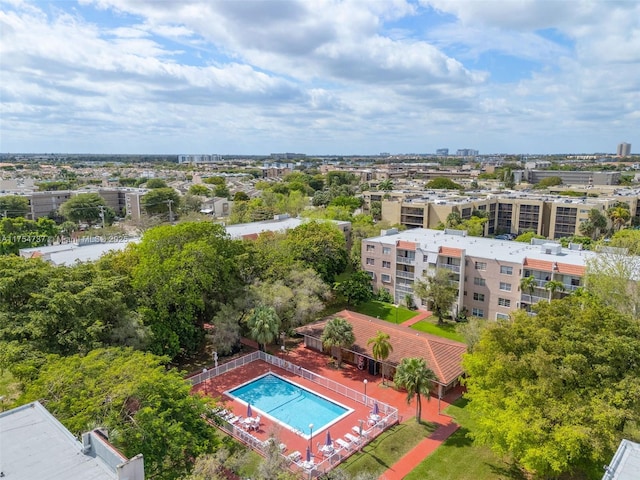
top-left (325, 430), bottom-right (332, 446)
top-left (372, 401), bottom-right (379, 416)
top-left (306, 446), bottom-right (311, 462)
top-left (247, 403), bottom-right (253, 418)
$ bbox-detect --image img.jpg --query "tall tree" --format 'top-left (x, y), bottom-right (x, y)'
top-left (248, 306), bottom-right (281, 351)
top-left (463, 295), bottom-right (640, 478)
top-left (321, 317), bottom-right (355, 368)
top-left (377, 179), bottom-right (394, 191)
top-left (544, 279), bottom-right (565, 302)
top-left (285, 221), bottom-right (348, 283)
top-left (142, 187), bottom-right (181, 218)
top-left (131, 222), bottom-right (247, 358)
top-left (59, 193), bottom-right (114, 225)
top-left (585, 248), bottom-right (640, 319)
top-left (519, 275), bottom-right (538, 312)
top-left (608, 205), bottom-right (631, 231)
top-left (0, 195), bottom-right (29, 218)
top-left (334, 270), bottom-right (374, 305)
top-left (393, 357), bottom-right (436, 424)
top-left (18, 348), bottom-right (219, 480)
top-left (412, 268), bottom-right (457, 324)
top-left (367, 331), bottom-right (393, 385)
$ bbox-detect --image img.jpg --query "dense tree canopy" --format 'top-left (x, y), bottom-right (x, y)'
top-left (463, 295), bottom-right (640, 478)
top-left (413, 268), bottom-right (457, 323)
top-left (18, 348), bottom-right (218, 480)
top-left (284, 221), bottom-right (348, 282)
top-left (59, 193), bottom-right (115, 224)
top-left (130, 222), bottom-right (248, 358)
top-left (0, 217), bottom-right (59, 254)
top-left (0, 195), bottom-right (29, 218)
top-left (425, 177), bottom-right (462, 190)
top-left (142, 187), bottom-right (181, 217)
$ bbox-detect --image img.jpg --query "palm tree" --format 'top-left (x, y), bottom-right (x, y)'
top-left (544, 279), bottom-right (565, 302)
top-left (367, 331), bottom-right (393, 385)
top-left (519, 275), bottom-right (537, 311)
top-left (377, 179), bottom-right (393, 191)
top-left (393, 357), bottom-right (436, 424)
top-left (321, 317), bottom-right (355, 368)
top-left (248, 306), bottom-right (281, 351)
top-left (608, 206), bottom-right (630, 232)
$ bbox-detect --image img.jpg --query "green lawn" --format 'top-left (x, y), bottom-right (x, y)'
top-left (338, 420), bottom-right (436, 478)
top-left (0, 370), bottom-right (20, 410)
top-left (352, 300), bottom-right (418, 324)
top-left (404, 399), bottom-right (526, 480)
top-left (410, 319), bottom-right (465, 343)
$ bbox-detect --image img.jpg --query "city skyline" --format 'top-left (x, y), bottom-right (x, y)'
top-left (1, 0), bottom-right (638, 155)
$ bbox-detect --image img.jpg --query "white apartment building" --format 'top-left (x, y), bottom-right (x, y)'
top-left (362, 228), bottom-right (596, 321)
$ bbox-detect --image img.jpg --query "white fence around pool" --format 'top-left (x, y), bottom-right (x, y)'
top-left (189, 350), bottom-right (399, 477)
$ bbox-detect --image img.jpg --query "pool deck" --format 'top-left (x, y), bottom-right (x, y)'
top-left (192, 335), bottom-right (462, 479)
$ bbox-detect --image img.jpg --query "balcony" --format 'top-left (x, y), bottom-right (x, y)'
top-left (437, 263), bottom-right (460, 273)
top-left (397, 256), bottom-right (415, 265)
top-left (395, 284), bottom-right (414, 294)
top-left (396, 270), bottom-right (415, 279)
top-left (521, 293), bottom-right (547, 303)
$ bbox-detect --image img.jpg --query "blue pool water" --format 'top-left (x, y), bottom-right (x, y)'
top-left (228, 373), bottom-right (350, 436)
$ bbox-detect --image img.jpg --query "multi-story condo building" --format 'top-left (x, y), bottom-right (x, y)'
top-left (523, 169), bottom-right (620, 186)
top-left (362, 228), bottom-right (596, 320)
top-left (369, 190), bottom-right (640, 239)
top-left (617, 142), bottom-right (632, 157)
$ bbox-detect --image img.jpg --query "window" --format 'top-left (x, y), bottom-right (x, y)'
top-left (473, 292), bottom-right (485, 301)
top-left (500, 265), bottom-right (513, 275)
top-left (498, 298), bottom-right (511, 307)
top-left (474, 277), bottom-right (486, 286)
top-left (365, 271), bottom-right (374, 279)
top-left (496, 313), bottom-right (509, 320)
top-left (381, 274), bottom-right (391, 283)
top-left (472, 308), bottom-right (484, 318)
top-left (382, 261), bottom-right (391, 268)
top-left (475, 262), bottom-right (487, 270)
top-left (366, 244), bottom-right (375, 252)
top-left (499, 282), bottom-right (512, 291)
top-left (366, 258), bottom-right (375, 266)
top-left (382, 247), bottom-right (391, 255)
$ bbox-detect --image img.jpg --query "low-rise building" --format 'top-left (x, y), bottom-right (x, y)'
top-left (0, 401), bottom-right (144, 480)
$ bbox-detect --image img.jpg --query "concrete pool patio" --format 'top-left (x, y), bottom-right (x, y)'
top-left (190, 340), bottom-right (462, 479)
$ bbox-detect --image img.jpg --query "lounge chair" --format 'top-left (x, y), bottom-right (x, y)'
top-left (345, 433), bottom-right (360, 444)
top-left (336, 438), bottom-right (351, 450)
top-left (352, 425), bottom-right (363, 436)
top-left (288, 451), bottom-right (302, 463)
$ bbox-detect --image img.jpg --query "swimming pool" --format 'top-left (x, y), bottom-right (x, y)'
top-left (227, 373), bottom-right (352, 437)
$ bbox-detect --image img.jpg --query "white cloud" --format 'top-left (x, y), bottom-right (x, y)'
top-left (0, 0), bottom-right (638, 154)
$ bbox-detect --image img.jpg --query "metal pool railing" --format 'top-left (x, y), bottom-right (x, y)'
top-left (190, 350), bottom-right (399, 476)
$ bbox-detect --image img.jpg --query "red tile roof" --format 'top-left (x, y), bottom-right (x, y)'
top-left (439, 246), bottom-right (463, 258)
top-left (295, 310), bottom-right (467, 386)
top-left (396, 240), bottom-right (417, 251)
top-left (556, 263), bottom-right (585, 276)
top-left (523, 258), bottom-right (554, 272)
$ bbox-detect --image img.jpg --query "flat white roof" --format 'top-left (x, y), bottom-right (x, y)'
top-left (604, 439), bottom-right (640, 480)
top-left (224, 217), bottom-right (350, 239)
top-left (0, 402), bottom-right (117, 480)
top-left (20, 238), bottom-right (139, 266)
top-left (365, 228), bottom-right (596, 266)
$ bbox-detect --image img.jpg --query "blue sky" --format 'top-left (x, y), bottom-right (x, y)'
top-left (1, 0), bottom-right (638, 155)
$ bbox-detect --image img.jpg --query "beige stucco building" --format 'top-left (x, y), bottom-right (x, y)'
top-left (362, 228), bottom-right (596, 320)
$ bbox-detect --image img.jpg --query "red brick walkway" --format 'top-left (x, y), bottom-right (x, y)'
top-left (400, 309), bottom-right (432, 327)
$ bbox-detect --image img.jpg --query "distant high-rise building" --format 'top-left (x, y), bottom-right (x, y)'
top-left (617, 143), bottom-right (631, 157)
top-left (456, 149), bottom-right (479, 157)
top-left (436, 148), bottom-right (449, 156)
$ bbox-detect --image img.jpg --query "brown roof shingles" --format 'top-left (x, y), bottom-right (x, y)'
top-left (296, 310), bottom-right (466, 386)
